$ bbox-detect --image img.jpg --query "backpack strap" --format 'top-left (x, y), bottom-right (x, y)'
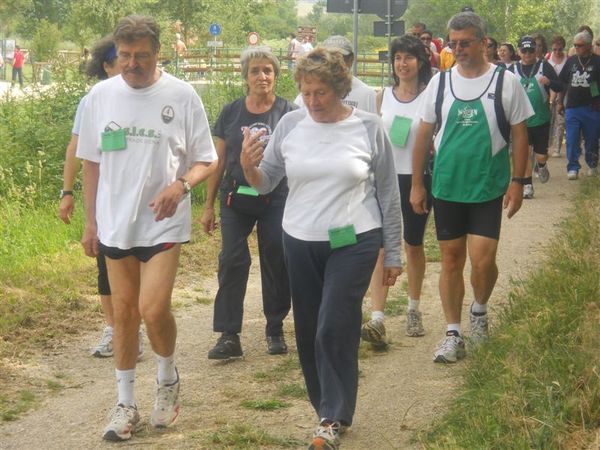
top-left (435, 70), bottom-right (447, 131)
top-left (494, 67), bottom-right (511, 144)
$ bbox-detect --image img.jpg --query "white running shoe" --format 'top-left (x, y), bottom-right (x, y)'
top-left (469, 311), bottom-right (489, 345)
top-left (433, 333), bottom-right (466, 363)
top-left (406, 309), bottom-right (425, 337)
top-left (91, 326), bottom-right (113, 358)
top-left (308, 420), bottom-right (341, 449)
top-left (523, 184), bottom-right (534, 199)
top-left (568, 170), bottom-right (578, 180)
top-left (587, 167), bottom-right (598, 177)
top-left (537, 164), bottom-right (550, 184)
top-left (102, 403), bottom-right (141, 441)
top-left (361, 319), bottom-right (387, 347)
top-left (150, 369), bottom-right (180, 428)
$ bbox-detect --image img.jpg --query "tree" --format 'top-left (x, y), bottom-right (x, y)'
top-left (31, 19), bottom-right (61, 62)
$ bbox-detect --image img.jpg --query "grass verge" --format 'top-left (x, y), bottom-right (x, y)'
top-left (419, 178), bottom-right (600, 449)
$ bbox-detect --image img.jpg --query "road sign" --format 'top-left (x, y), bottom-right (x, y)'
top-left (378, 50), bottom-right (389, 62)
top-left (361, 0), bottom-right (408, 19)
top-left (247, 32), bottom-right (260, 46)
top-left (209, 23), bottom-right (222, 36)
top-left (206, 40), bottom-right (223, 48)
top-left (373, 20), bottom-right (405, 37)
top-left (326, 0), bottom-right (357, 13)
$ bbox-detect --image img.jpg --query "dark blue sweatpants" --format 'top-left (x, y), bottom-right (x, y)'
top-left (283, 228), bottom-right (381, 425)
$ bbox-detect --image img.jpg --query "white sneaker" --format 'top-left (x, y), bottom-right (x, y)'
top-left (150, 369), bottom-right (180, 428)
top-left (91, 326), bottom-right (113, 358)
top-left (568, 170), bottom-right (578, 180)
top-left (469, 311), bottom-right (489, 345)
top-left (537, 164), bottom-right (550, 184)
top-left (587, 167), bottom-right (598, 177)
top-left (523, 184), bottom-right (534, 199)
top-left (309, 420), bottom-right (341, 449)
top-left (102, 404), bottom-right (141, 441)
top-left (433, 333), bottom-right (466, 363)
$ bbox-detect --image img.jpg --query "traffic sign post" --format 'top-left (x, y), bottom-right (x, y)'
top-left (373, 20), bottom-right (404, 37)
top-left (209, 23), bottom-right (222, 59)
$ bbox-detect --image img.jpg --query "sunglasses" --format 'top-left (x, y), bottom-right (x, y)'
top-left (520, 48), bottom-right (536, 54)
top-left (573, 43), bottom-right (587, 48)
top-left (447, 39), bottom-right (478, 50)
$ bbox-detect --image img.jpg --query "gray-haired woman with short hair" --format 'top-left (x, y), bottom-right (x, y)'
top-left (201, 47), bottom-right (296, 359)
top-left (241, 47), bottom-right (402, 449)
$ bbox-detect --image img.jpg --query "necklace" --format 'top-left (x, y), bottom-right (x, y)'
top-left (577, 55), bottom-right (591, 71)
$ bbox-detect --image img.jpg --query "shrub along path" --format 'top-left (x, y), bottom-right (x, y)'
top-left (0, 155), bottom-right (579, 449)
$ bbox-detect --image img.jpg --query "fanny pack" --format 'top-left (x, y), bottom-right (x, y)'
top-left (226, 184), bottom-right (271, 216)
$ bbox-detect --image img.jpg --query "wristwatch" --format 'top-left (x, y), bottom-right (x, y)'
top-left (178, 177), bottom-right (191, 194)
top-left (511, 177), bottom-right (527, 185)
top-left (60, 189), bottom-right (73, 199)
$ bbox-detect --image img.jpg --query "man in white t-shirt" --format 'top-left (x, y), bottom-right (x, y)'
top-left (77, 15), bottom-right (216, 442)
top-left (294, 35), bottom-right (377, 113)
top-left (410, 12), bottom-right (532, 364)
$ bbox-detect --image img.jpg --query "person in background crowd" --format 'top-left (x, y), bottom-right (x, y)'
top-left (202, 47), bottom-right (295, 360)
top-left (485, 36), bottom-right (500, 64)
top-left (410, 11), bottom-right (533, 364)
top-left (510, 36), bottom-right (563, 199)
top-left (568, 26), bottom-right (594, 56)
top-left (241, 47), bottom-right (402, 449)
top-left (362, 35), bottom-right (433, 348)
top-left (287, 32), bottom-right (302, 71)
top-left (439, 35), bottom-right (456, 70)
top-left (294, 35), bottom-right (377, 113)
top-left (59, 36), bottom-right (145, 359)
top-left (594, 38), bottom-right (600, 56)
top-left (557, 31), bottom-right (600, 180)
top-left (77, 15), bottom-right (217, 441)
top-left (498, 42), bottom-right (519, 69)
top-left (547, 35), bottom-right (568, 157)
top-left (420, 30), bottom-right (440, 68)
top-left (11, 45), bottom-right (25, 88)
top-left (532, 33), bottom-right (548, 60)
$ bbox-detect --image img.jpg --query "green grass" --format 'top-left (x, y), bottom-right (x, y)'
top-left (240, 399), bottom-right (289, 411)
top-left (0, 390), bottom-right (37, 421)
top-left (253, 355), bottom-right (301, 383)
top-left (419, 178), bottom-right (600, 449)
top-left (276, 382), bottom-right (306, 399)
top-left (208, 424), bottom-right (302, 448)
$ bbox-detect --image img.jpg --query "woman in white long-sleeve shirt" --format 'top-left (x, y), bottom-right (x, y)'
top-left (240, 47), bottom-right (402, 450)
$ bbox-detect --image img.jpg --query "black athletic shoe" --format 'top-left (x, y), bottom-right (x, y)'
top-left (266, 335), bottom-right (288, 355)
top-left (208, 333), bottom-right (243, 360)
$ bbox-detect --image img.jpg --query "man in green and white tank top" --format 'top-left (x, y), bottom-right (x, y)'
top-left (410, 12), bottom-right (534, 364)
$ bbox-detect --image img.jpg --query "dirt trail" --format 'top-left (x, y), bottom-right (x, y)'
top-left (0, 156), bottom-right (577, 449)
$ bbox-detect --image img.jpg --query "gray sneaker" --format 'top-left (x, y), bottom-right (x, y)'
top-left (150, 369), bottom-right (180, 428)
top-left (433, 333), bottom-right (466, 363)
top-left (103, 404), bottom-right (141, 441)
top-left (537, 163), bottom-right (550, 183)
top-left (405, 309), bottom-right (425, 337)
top-left (91, 326), bottom-right (113, 358)
top-left (568, 170), bottom-right (578, 180)
top-left (469, 311), bottom-right (489, 345)
top-left (361, 319), bottom-right (387, 347)
top-left (308, 421), bottom-right (340, 450)
top-left (523, 184), bottom-right (534, 199)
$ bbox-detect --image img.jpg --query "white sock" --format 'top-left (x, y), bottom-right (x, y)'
top-left (115, 369), bottom-right (136, 407)
top-left (157, 353), bottom-right (177, 385)
top-left (408, 298), bottom-right (420, 311)
top-left (371, 310), bottom-right (385, 322)
top-left (447, 323), bottom-right (461, 335)
top-left (471, 301), bottom-right (488, 315)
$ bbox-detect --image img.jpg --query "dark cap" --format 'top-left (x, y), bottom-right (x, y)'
top-left (518, 36), bottom-right (536, 50)
top-left (461, 5), bottom-right (474, 12)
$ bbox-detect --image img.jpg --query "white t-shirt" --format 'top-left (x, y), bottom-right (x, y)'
top-left (419, 64), bottom-right (534, 153)
top-left (380, 87), bottom-right (426, 174)
top-left (256, 108), bottom-right (402, 267)
top-left (294, 76), bottom-right (377, 113)
top-left (76, 72), bottom-right (217, 249)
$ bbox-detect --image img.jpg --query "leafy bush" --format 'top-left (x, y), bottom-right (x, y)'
top-left (31, 19), bottom-right (62, 62)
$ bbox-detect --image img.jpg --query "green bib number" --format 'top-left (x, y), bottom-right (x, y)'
top-left (328, 224), bottom-right (357, 249)
top-left (101, 129), bottom-right (127, 152)
top-left (389, 115), bottom-right (412, 148)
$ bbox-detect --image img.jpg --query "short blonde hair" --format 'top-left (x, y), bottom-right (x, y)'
top-left (294, 47), bottom-right (352, 99)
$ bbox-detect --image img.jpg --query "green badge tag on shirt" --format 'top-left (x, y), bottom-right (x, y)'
top-left (591, 81), bottom-right (600, 97)
top-left (389, 115), bottom-right (413, 148)
top-left (101, 129), bottom-right (127, 152)
top-left (236, 185), bottom-right (259, 196)
top-left (328, 224), bottom-right (357, 249)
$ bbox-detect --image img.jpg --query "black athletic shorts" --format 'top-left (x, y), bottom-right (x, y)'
top-left (433, 195), bottom-right (503, 241)
top-left (527, 123), bottom-right (550, 155)
top-left (398, 174), bottom-right (432, 246)
top-left (96, 253), bottom-right (111, 296)
top-left (99, 242), bottom-right (177, 263)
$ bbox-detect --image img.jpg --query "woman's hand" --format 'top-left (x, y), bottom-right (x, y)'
top-left (241, 127), bottom-right (266, 169)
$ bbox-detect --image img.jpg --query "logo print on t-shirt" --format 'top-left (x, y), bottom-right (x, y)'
top-left (161, 106), bottom-right (175, 124)
top-left (457, 105), bottom-right (479, 126)
top-left (242, 122), bottom-right (272, 144)
top-left (571, 70), bottom-right (591, 88)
